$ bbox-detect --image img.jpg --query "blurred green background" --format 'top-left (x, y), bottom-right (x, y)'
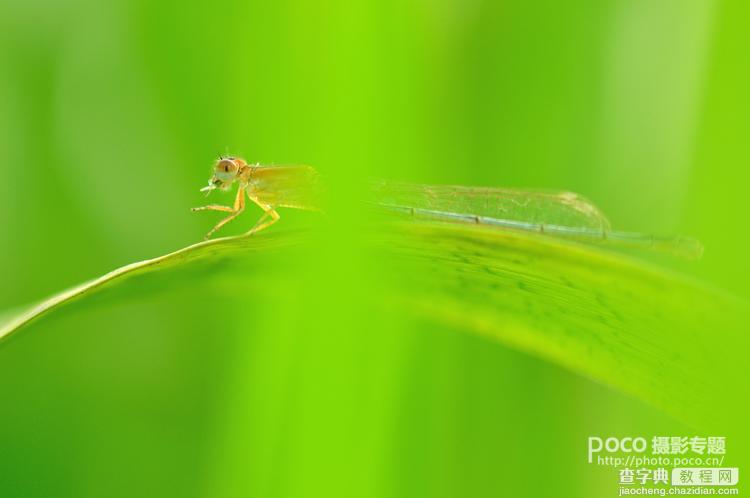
top-left (0, 0), bottom-right (748, 496)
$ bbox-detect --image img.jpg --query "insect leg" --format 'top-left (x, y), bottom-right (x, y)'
top-left (203, 187), bottom-right (246, 239)
top-left (191, 205), bottom-right (234, 213)
top-left (249, 212), bottom-right (270, 230)
top-left (245, 194), bottom-right (280, 236)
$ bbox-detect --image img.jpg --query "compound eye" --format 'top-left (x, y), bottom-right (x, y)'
top-left (217, 159), bottom-right (238, 174)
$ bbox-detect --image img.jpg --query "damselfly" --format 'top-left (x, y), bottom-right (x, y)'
top-left (192, 157), bottom-right (703, 259)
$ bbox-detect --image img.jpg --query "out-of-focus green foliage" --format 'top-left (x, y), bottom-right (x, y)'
top-left (1, 0), bottom-right (749, 496)
top-left (3, 223), bottom-right (746, 427)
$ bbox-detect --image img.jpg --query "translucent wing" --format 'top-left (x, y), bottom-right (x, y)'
top-left (369, 179), bottom-right (612, 231)
top-left (248, 166), bottom-right (322, 210)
